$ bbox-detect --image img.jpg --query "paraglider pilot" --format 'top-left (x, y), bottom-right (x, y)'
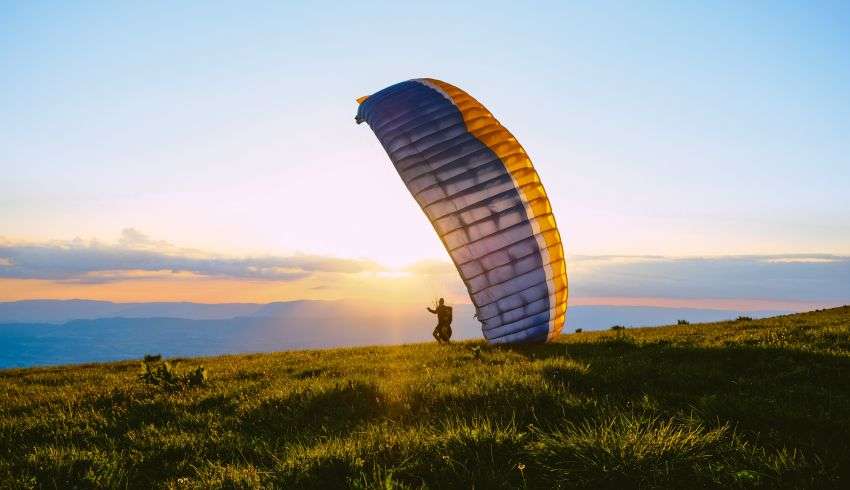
top-left (427, 298), bottom-right (453, 343)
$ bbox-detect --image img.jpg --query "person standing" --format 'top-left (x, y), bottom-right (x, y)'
top-left (427, 298), bottom-right (453, 343)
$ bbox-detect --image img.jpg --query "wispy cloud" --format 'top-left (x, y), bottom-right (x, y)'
top-left (1, 231), bottom-right (848, 308)
top-left (0, 229), bottom-right (382, 283)
top-left (763, 257), bottom-right (840, 264)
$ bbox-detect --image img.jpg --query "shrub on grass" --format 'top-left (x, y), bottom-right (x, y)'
top-left (139, 357), bottom-right (207, 391)
top-left (677, 319), bottom-right (690, 325)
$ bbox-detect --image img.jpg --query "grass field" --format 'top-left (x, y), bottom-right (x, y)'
top-left (2, 306), bottom-right (850, 488)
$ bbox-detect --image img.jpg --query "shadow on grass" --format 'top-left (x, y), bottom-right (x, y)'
top-left (500, 337), bottom-right (850, 479)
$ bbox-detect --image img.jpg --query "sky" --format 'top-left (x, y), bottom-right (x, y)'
top-left (1, 1), bottom-right (849, 308)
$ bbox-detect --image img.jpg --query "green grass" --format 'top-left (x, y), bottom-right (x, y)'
top-left (2, 306), bottom-right (850, 488)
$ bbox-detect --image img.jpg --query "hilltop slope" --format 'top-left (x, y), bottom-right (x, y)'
top-left (1, 307), bottom-right (849, 488)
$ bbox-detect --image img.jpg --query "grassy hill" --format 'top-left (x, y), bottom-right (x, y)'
top-left (2, 307), bottom-right (850, 489)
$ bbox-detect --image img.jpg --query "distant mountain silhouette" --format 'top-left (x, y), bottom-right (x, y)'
top-left (251, 300), bottom-right (352, 319)
top-left (0, 299), bottom-right (469, 324)
top-left (0, 299), bottom-right (264, 323)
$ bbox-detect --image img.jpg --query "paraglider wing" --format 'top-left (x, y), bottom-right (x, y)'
top-left (356, 79), bottom-right (567, 343)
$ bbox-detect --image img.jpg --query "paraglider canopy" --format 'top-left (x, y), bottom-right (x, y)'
top-left (356, 78), bottom-right (568, 344)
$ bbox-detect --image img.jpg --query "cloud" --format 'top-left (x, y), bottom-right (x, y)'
top-left (1, 230), bottom-right (847, 306)
top-left (116, 228), bottom-right (173, 250)
top-left (763, 257), bottom-right (839, 264)
top-left (0, 229), bottom-right (382, 283)
top-left (569, 254), bottom-right (850, 302)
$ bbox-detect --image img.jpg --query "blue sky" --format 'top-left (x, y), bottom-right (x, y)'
top-left (1, 1), bottom-right (848, 305)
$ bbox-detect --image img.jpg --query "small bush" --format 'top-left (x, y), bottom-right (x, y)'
top-left (610, 325), bottom-right (626, 331)
top-left (677, 319), bottom-right (690, 325)
top-left (575, 328), bottom-right (583, 333)
top-left (736, 316), bottom-right (753, 322)
top-left (139, 357), bottom-right (207, 391)
top-left (143, 354), bottom-right (162, 362)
